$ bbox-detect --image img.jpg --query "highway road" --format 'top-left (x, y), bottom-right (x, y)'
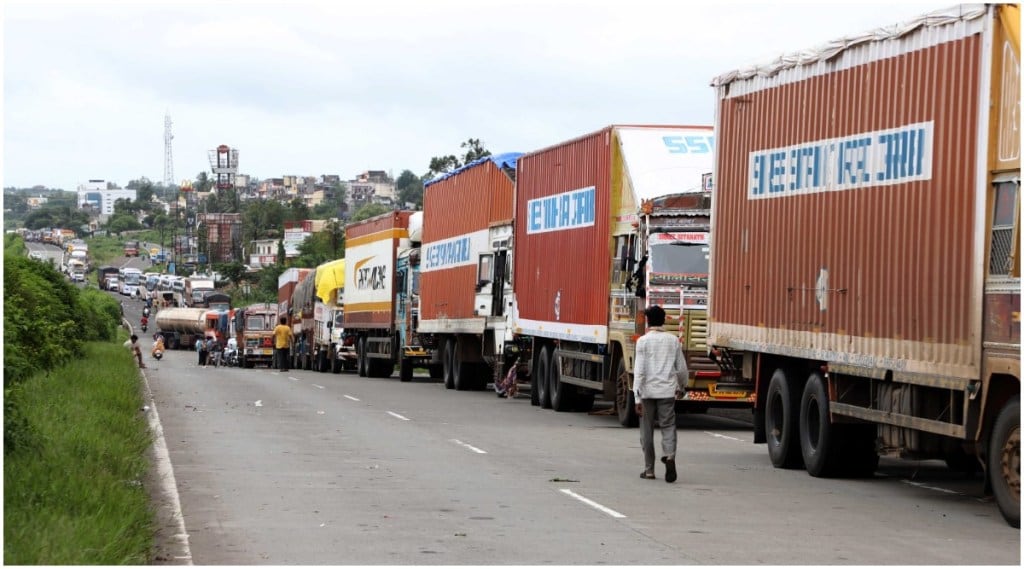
top-left (118, 287), bottom-right (1020, 566)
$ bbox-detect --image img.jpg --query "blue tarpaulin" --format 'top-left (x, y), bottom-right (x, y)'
top-left (423, 152), bottom-right (522, 188)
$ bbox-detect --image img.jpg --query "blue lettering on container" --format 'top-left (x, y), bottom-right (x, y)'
top-left (747, 121), bottom-right (933, 200)
top-left (526, 186), bottom-right (596, 234)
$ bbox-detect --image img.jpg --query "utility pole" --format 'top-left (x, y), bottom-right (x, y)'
top-left (163, 113), bottom-right (174, 188)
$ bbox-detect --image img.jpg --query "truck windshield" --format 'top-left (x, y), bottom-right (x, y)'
top-left (649, 242), bottom-right (709, 276)
top-left (246, 315), bottom-right (266, 330)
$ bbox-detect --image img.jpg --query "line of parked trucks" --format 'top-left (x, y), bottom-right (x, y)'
top-left (152, 5), bottom-right (1021, 526)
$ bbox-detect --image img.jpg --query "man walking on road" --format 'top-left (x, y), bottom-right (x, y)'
top-left (273, 316), bottom-right (293, 372)
top-left (633, 305), bottom-right (688, 483)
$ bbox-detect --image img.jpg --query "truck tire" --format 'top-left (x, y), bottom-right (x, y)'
top-left (453, 339), bottom-right (473, 391)
top-left (243, 355), bottom-right (254, 369)
top-left (331, 353), bottom-right (342, 374)
top-left (357, 338), bottom-right (367, 377)
top-left (615, 356), bottom-right (638, 428)
top-left (443, 338), bottom-right (455, 389)
top-left (428, 364), bottom-right (443, 380)
top-left (399, 358), bottom-right (413, 382)
top-left (989, 395), bottom-right (1020, 528)
top-left (766, 368), bottom-right (803, 469)
top-left (550, 352), bottom-right (576, 412)
top-left (799, 372), bottom-right (843, 477)
top-left (536, 347), bottom-right (553, 408)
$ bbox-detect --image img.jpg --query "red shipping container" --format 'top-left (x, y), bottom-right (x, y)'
top-left (709, 11), bottom-right (993, 378)
top-left (420, 155), bottom-right (518, 324)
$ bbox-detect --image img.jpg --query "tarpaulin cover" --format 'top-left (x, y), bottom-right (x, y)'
top-left (315, 258), bottom-right (345, 303)
top-left (423, 152), bottom-right (523, 188)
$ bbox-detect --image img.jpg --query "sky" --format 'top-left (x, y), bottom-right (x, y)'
top-left (3, 0), bottom-right (949, 192)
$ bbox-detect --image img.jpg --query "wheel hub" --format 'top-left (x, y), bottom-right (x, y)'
top-left (1001, 425), bottom-right (1020, 498)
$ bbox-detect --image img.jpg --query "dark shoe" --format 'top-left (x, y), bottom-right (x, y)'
top-left (640, 470), bottom-right (656, 480)
top-left (662, 456), bottom-right (677, 483)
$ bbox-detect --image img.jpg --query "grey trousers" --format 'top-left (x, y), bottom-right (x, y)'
top-left (640, 397), bottom-right (677, 471)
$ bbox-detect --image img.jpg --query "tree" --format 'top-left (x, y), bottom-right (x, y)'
top-left (351, 203), bottom-right (390, 222)
top-left (425, 138), bottom-right (492, 180)
top-left (194, 172), bottom-right (214, 193)
top-left (287, 197), bottom-right (310, 222)
top-left (106, 213), bottom-right (143, 236)
top-left (213, 261), bottom-right (247, 289)
top-left (395, 170), bottom-right (423, 209)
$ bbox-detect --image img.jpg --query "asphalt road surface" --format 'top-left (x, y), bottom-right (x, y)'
top-left (122, 293), bottom-right (1019, 566)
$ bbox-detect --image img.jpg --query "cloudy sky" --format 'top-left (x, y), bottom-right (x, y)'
top-left (4, 0), bottom-right (943, 192)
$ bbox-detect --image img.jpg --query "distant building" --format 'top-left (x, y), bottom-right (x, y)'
top-left (348, 170), bottom-right (395, 210)
top-left (26, 196), bottom-right (48, 209)
top-left (249, 238), bottom-right (279, 268)
top-left (76, 180), bottom-right (137, 215)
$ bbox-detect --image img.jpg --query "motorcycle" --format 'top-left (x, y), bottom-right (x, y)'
top-left (222, 345), bottom-right (240, 367)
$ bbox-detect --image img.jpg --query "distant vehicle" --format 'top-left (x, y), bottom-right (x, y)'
top-left (28, 251), bottom-right (44, 261)
top-left (105, 277), bottom-right (120, 292)
top-left (123, 241), bottom-right (140, 257)
top-left (119, 267), bottom-right (144, 296)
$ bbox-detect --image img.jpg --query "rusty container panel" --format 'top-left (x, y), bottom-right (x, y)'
top-left (421, 160), bottom-right (516, 322)
top-left (514, 128), bottom-right (612, 341)
top-left (344, 211), bottom-right (413, 329)
top-left (711, 21), bottom-right (986, 378)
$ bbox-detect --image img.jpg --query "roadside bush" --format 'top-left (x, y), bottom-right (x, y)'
top-left (3, 256), bottom-right (85, 384)
top-left (77, 287), bottom-right (122, 341)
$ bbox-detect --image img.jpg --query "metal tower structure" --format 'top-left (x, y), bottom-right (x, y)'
top-left (208, 144), bottom-right (239, 190)
top-left (163, 113), bottom-right (174, 187)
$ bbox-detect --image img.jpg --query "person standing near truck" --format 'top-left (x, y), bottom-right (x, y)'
top-left (273, 316), bottom-right (293, 372)
top-left (633, 305), bottom-right (687, 483)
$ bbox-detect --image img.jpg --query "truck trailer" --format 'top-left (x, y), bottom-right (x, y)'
top-left (155, 307), bottom-right (218, 350)
top-left (416, 153), bottom-right (522, 389)
top-left (512, 125), bottom-right (752, 423)
top-left (708, 4), bottom-right (1019, 526)
top-left (345, 210), bottom-right (416, 378)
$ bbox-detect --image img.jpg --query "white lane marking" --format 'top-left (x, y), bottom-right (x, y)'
top-left (290, 376), bottom-right (300, 381)
top-left (559, 489), bottom-right (626, 519)
top-left (254, 400), bottom-right (263, 407)
top-left (901, 479), bottom-right (964, 496)
top-left (704, 431), bottom-right (744, 442)
top-left (311, 384), bottom-right (325, 390)
top-left (387, 411), bottom-right (410, 421)
top-left (450, 439), bottom-right (487, 454)
top-left (344, 395), bottom-right (360, 401)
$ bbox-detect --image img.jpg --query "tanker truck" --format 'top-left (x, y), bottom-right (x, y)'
top-left (155, 307), bottom-right (218, 350)
top-left (707, 4), bottom-right (1019, 526)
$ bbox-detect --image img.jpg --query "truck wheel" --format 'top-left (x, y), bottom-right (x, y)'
top-left (766, 368), bottom-right (803, 469)
top-left (318, 351), bottom-right (329, 373)
top-left (799, 372), bottom-right (843, 477)
top-left (357, 338), bottom-right (367, 377)
top-left (550, 352), bottom-right (576, 412)
top-left (453, 339), bottom-right (474, 391)
top-left (536, 347), bottom-right (552, 408)
top-left (989, 395), bottom-right (1020, 528)
top-left (399, 358), bottom-right (413, 382)
top-left (615, 356), bottom-right (638, 427)
top-left (443, 338), bottom-right (455, 389)
top-left (243, 355), bottom-right (254, 369)
top-left (331, 354), bottom-right (342, 374)
top-left (428, 364), bottom-right (443, 380)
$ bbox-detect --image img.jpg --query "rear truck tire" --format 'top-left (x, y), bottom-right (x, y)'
top-left (989, 394), bottom-right (1020, 528)
top-left (357, 338), bottom-right (367, 377)
top-left (799, 371), bottom-right (844, 477)
top-left (550, 352), bottom-right (576, 412)
top-left (615, 356), bottom-right (638, 428)
top-left (443, 338), bottom-right (455, 390)
top-left (331, 353), bottom-right (342, 374)
top-left (428, 364), bottom-right (443, 380)
top-left (453, 338), bottom-right (473, 391)
top-left (319, 351), bottom-right (329, 373)
top-left (399, 357), bottom-right (413, 382)
top-left (536, 346), bottom-right (552, 409)
top-left (766, 368), bottom-right (803, 469)
top-left (530, 354), bottom-right (540, 406)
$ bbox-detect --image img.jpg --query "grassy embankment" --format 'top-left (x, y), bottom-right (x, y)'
top-left (4, 233), bottom-right (156, 564)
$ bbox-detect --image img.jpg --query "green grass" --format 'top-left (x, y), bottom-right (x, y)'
top-left (4, 341), bottom-right (155, 565)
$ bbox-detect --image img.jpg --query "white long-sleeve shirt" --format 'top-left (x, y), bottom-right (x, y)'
top-left (633, 327), bottom-right (688, 400)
